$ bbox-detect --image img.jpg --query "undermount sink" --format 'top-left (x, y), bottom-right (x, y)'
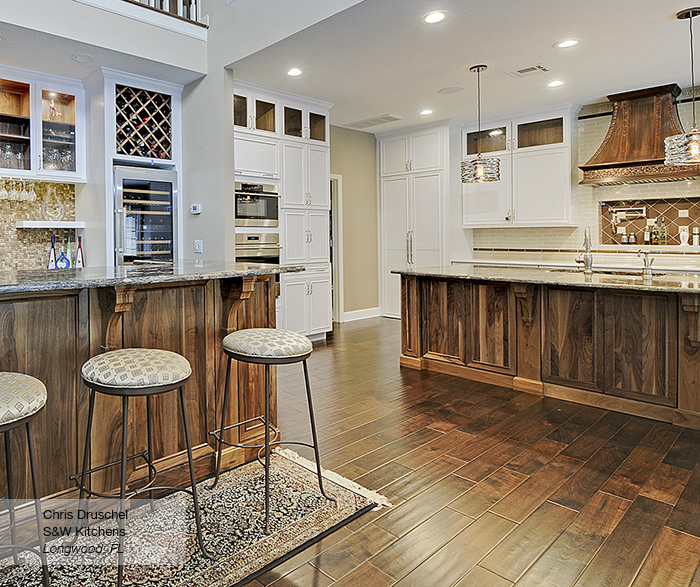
top-left (546, 268), bottom-right (666, 277)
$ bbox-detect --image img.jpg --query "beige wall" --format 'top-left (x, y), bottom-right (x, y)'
top-left (330, 125), bottom-right (378, 313)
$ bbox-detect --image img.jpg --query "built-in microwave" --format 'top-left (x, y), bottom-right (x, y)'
top-left (235, 182), bottom-right (279, 227)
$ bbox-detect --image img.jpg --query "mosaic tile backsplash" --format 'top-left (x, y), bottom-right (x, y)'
top-left (600, 197), bottom-right (700, 246)
top-left (0, 182), bottom-right (76, 271)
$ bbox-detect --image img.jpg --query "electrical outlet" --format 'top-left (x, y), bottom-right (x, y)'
top-left (194, 240), bottom-right (203, 254)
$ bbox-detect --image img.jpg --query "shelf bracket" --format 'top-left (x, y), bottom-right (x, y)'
top-left (681, 293), bottom-right (700, 348)
top-left (512, 283), bottom-right (537, 327)
top-left (220, 276), bottom-right (259, 333)
top-left (102, 285), bottom-right (136, 351)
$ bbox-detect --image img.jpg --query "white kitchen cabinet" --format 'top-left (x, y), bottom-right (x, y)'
top-left (234, 134), bottom-right (279, 179)
top-left (282, 209), bottom-right (329, 265)
top-left (281, 142), bottom-right (329, 208)
top-left (0, 65), bottom-right (86, 182)
top-left (380, 127), bottom-right (443, 176)
top-left (281, 265), bottom-right (332, 336)
top-left (381, 172), bottom-right (441, 317)
top-left (233, 84), bottom-right (278, 138)
top-left (283, 103), bottom-right (329, 146)
top-left (462, 108), bottom-right (576, 228)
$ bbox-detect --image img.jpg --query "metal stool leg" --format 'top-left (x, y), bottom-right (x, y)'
top-left (264, 363), bottom-right (271, 534)
top-left (207, 357), bottom-right (232, 490)
top-left (73, 389), bottom-right (96, 542)
top-left (4, 430), bottom-right (19, 565)
top-left (146, 396), bottom-right (155, 512)
top-left (178, 386), bottom-right (215, 560)
top-left (117, 395), bottom-right (129, 587)
top-left (26, 423), bottom-right (49, 587)
top-left (302, 360), bottom-right (335, 502)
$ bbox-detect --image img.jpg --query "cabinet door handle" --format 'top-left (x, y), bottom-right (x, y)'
top-left (309, 230), bottom-right (313, 243)
top-left (405, 161), bottom-right (409, 172)
top-left (505, 210), bottom-right (512, 222)
top-left (406, 232), bottom-right (410, 264)
top-left (410, 230), bottom-right (414, 264)
top-left (310, 282), bottom-right (313, 295)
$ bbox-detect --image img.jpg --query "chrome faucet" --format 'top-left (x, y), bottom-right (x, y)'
top-left (575, 226), bottom-right (593, 276)
top-left (638, 250), bottom-right (655, 279)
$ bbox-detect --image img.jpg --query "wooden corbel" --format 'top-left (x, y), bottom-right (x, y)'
top-left (512, 283), bottom-right (537, 327)
top-left (104, 285), bottom-right (136, 351)
top-left (681, 293), bottom-right (700, 348)
top-left (220, 276), bottom-right (259, 333)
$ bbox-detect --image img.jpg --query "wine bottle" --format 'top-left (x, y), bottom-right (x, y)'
top-left (56, 249), bottom-right (70, 269)
top-left (47, 236), bottom-right (56, 270)
top-left (75, 236), bottom-right (84, 269)
top-left (66, 236), bottom-right (72, 266)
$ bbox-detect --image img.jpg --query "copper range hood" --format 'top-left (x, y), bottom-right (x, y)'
top-left (580, 84), bottom-right (700, 185)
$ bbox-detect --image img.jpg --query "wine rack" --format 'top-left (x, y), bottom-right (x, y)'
top-left (115, 84), bottom-right (172, 159)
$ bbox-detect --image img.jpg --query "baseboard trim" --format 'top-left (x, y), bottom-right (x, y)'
top-left (342, 307), bottom-right (381, 322)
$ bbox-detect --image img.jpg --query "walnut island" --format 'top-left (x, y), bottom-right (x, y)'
top-left (395, 264), bottom-right (700, 431)
top-left (0, 261), bottom-right (303, 499)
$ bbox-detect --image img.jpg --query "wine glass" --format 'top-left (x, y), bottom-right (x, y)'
top-left (0, 180), bottom-right (7, 200)
top-left (16, 150), bottom-right (24, 171)
top-left (9, 181), bottom-right (18, 201)
top-left (2, 144), bottom-right (13, 169)
top-left (28, 180), bottom-right (36, 202)
top-left (19, 181), bottom-right (28, 202)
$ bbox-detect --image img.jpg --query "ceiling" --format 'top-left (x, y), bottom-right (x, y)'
top-left (231, 0), bottom-right (699, 133)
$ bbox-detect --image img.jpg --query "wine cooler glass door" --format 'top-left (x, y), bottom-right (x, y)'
top-left (115, 166), bottom-right (177, 265)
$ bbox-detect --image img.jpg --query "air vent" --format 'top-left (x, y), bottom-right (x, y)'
top-left (343, 114), bottom-right (404, 130)
top-left (506, 64), bottom-right (551, 79)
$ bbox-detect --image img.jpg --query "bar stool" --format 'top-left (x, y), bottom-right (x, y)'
top-left (76, 348), bottom-right (216, 587)
top-left (0, 372), bottom-right (49, 586)
top-left (209, 328), bottom-right (335, 534)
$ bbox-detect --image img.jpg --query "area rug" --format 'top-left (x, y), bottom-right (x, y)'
top-left (0, 449), bottom-right (391, 587)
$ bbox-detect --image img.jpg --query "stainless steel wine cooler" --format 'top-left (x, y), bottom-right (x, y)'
top-left (114, 165), bottom-right (178, 265)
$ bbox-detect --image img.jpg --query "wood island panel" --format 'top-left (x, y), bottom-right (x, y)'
top-left (422, 279), bottom-right (467, 365)
top-left (469, 282), bottom-right (516, 375)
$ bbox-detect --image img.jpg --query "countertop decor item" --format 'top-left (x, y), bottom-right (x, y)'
top-left (461, 64), bottom-right (500, 183)
top-left (42, 186), bottom-right (64, 221)
top-left (666, 7), bottom-right (700, 165)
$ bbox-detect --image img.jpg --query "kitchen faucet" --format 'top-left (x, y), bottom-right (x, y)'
top-left (638, 250), bottom-right (655, 279)
top-left (575, 226), bottom-right (593, 276)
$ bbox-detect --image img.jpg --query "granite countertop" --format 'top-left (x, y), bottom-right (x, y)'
top-left (0, 260), bottom-right (305, 294)
top-left (392, 264), bottom-right (700, 293)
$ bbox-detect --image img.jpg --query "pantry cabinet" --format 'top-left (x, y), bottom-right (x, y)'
top-left (0, 65), bottom-right (86, 182)
top-left (462, 107), bottom-right (577, 228)
top-left (281, 266), bottom-right (332, 335)
top-left (380, 128), bottom-right (443, 176)
top-left (281, 142), bottom-right (329, 208)
top-left (282, 209), bottom-right (329, 265)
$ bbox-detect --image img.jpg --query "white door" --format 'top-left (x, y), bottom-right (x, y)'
top-left (381, 136), bottom-right (410, 176)
top-left (309, 273), bottom-right (332, 334)
top-left (307, 146), bottom-right (330, 208)
top-left (281, 142), bottom-right (305, 207)
top-left (234, 135), bottom-right (279, 179)
top-left (382, 176), bottom-right (409, 317)
top-left (283, 210), bottom-right (307, 264)
top-left (308, 212), bottom-right (330, 263)
top-left (411, 173), bottom-right (441, 266)
top-left (513, 147), bottom-right (571, 226)
top-left (462, 154), bottom-right (512, 227)
top-left (282, 278), bottom-right (308, 333)
top-left (411, 129), bottom-right (442, 172)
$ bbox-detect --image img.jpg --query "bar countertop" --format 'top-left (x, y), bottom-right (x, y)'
top-left (0, 260), bottom-right (305, 294)
top-left (393, 263), bottom-right (700, 293)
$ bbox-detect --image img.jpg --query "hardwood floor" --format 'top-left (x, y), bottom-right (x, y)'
top-left (244, 317), bottom-right (700, 586)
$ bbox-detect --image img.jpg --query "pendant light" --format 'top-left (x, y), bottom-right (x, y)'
top-left (665, 7), bottom-right (700, 165)
top-left (461, 64), bottom-right (500, 183)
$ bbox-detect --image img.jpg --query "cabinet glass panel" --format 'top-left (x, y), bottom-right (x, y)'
top-left (255, 99), bottom-right (275, 133)
top-left (0, 79), bottom-right (31, 171)
top-left (517, 118), bottom-right (563, 149)
top-left (234, 94), bottom-right (248, 128)
top-left (41, 90), bottom-right (76, 172)
top-left (309, 112), bottom-right (326, 142)
top-left (284, 106), bottom-right (303, 138)
top-left (466, 127), bottom-right (507, 155)
top-left (122, 179), bottom-right (173, 264)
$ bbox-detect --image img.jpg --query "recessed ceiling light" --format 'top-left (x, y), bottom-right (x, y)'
top-left (554, 39), bottom-right (579, 49)
top-left (71, 53), bottom-right (93, 63)
top-left (420, 109), bottom-right (434, 116)
top-left (438, 86), bottom-right (464, 94)
top-left (547, 80), bottom-right (565, 87)
top-left (423, 10), bottom-right (448, 24)
top-left (287, 68), bottom-right (303, 77)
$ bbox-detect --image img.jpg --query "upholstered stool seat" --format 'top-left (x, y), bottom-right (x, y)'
top-left (77, 348), bottom-right (214, 587)
top-left (0, 372), bottom-right (47, 426)
top-left (0, 372), bottom-right (49, 586)
top-left (210, 327), bottom-right (334, 534)
top-left (81, 348), bottom-right (191, 391)
top-left (223, 328), bottom-right (313, 360)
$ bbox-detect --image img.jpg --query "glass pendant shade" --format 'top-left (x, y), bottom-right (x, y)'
top-left (461, 154), bottom-right (500, 183)
top-left (665, 126), bottom-right (700, 165)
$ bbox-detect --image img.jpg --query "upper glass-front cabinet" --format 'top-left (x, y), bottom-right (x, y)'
top-left (465, 125), bottom-right (509, 156)
top-left (233, 91), bottom-right (277, 136)
top-left (0, 68), bottom-right (85, 182)
top-left (516, 117), bottom-right (564, 149)
top-left (283, 106), bottom-right (327, 143)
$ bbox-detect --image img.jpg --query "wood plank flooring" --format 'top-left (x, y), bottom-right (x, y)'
top-left (244, 317), bottom-right (700, 587)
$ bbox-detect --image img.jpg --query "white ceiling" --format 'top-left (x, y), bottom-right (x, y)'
top-left (231, 0), bottom-right (700, 132)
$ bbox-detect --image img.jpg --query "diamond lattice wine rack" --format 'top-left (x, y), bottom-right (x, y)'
top-left (115, 84), bottom-right (172, 159)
